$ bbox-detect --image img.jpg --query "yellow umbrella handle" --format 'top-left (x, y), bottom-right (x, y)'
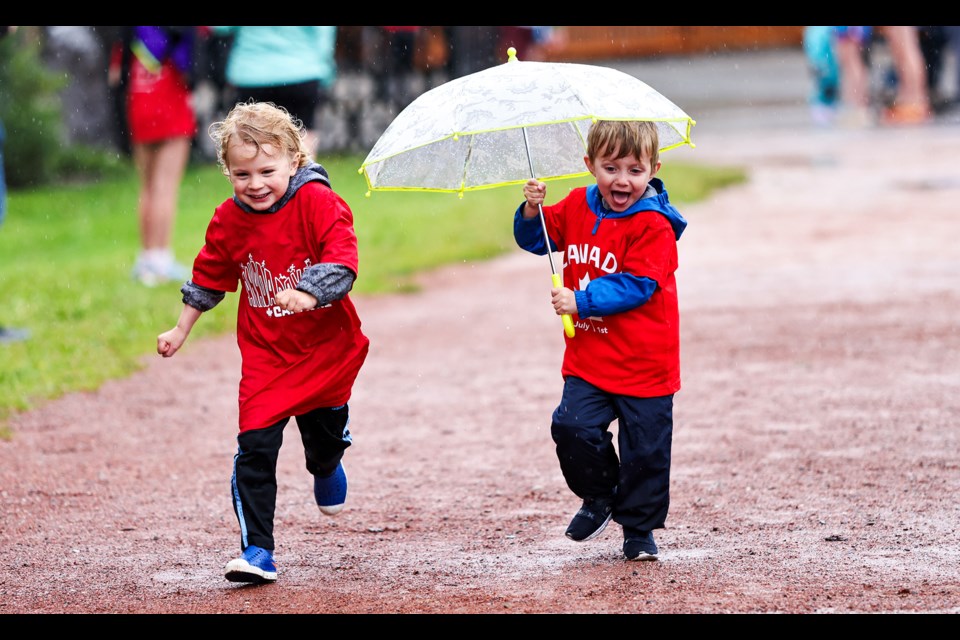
top-left (552, 273), bottom-right (576, 338)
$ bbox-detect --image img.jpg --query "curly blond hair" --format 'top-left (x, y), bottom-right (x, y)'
top-left (208, 100), bottom-right (312, 176)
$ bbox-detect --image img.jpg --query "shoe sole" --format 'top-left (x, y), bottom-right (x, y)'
top-left (314, 465), bottom-right (347, 516)
top-left (224, 559), bottom-right (277, 583)
top-left (565, 512), bottom-right (612, 542)
top-left (318, 503), bottom-right (344, 516)
top-left (625, 551), bottom-right (659, 562)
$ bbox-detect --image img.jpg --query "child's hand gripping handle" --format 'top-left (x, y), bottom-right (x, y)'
top-left (521, 127), bottom-right (574, 339)
top-left (552, 273), bottom-right (576, 338)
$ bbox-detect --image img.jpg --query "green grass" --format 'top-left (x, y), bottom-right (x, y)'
top-left (0, 153), bottom-right (745, 434)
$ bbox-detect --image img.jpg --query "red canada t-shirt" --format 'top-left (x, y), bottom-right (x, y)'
top-left (191, 182), bottom-right (370, 432)
top-left (542, 187), bottom-right (681, 398)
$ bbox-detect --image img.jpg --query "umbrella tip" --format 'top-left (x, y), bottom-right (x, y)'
top-left (507, 47), bottom-right (517, 62)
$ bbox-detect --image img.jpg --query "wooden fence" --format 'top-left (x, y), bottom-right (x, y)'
top-left (543, 26), bottom-right (805, 61)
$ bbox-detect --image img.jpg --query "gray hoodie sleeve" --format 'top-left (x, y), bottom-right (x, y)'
top-left (181, 280), bottom-right (226, 312)
top-left (296, 263), bottom-right (356, 307)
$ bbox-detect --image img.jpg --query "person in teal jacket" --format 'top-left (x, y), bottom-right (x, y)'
top-left (211, 26), bottom-right (337, 156)
top-left (802, 26), bottom-right (839, 126)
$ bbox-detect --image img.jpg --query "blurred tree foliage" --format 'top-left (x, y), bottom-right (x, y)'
top-left (1, 27), bottom-right (125, 189)
top-left (0, 27), bottom-right (66, 188)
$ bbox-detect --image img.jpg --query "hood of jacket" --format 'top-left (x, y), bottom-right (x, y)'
top-left (584, 177), bottom-right (687, 240)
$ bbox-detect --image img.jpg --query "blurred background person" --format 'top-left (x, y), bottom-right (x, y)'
top-left (916, 26), bottom-right (949, 110)
top-left (446, 26), bottom-right (500, 78)
top-left (211, 26), bottom-right (337, 158)
top-left (832, 26), bottom-right (875, 128)
top-left (803, 26), bottom-right (840, 126)
top-left (880, 26), bottom-right (932, 124)
top-left (373, 26), bottom-right (421, 112)
top-left (948, 26), bottom-right (960, 111)
top-left (110, 26), bottom-right (198, 286)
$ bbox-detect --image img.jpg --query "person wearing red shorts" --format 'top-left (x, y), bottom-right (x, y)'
top-left (110, 26), bottom-right (198, 286)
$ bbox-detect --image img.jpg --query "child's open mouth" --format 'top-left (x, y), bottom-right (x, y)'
top-left (609, 191), bottom-right (632, 208)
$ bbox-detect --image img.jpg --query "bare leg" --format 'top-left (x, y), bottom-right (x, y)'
top-left (132, 141), bottom-right (158, 253)
top-left (882, 26), bottom-right (932, 123)
top-left (834, 36), bottom-right (873, 127)
top-left (836, 38), bottom-right (870, 107)
top-left (132, 136), bottom-right (192, 284)
top-left (139, 136), bottom-right (191, 250)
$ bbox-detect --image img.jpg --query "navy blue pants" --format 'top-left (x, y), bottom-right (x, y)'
top-left (231, 404), bottom-right (352, 551)
top-left (551, 376), bottom-right (673, 533)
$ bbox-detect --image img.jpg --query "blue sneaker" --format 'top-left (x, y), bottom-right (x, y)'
top-left (314, 462), bottom-right (347, 516)
top-left (224, 545), bottom-right (277, 583)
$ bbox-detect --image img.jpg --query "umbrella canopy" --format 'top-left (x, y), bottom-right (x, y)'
top-left (359, 48), bottom-right (696, 196)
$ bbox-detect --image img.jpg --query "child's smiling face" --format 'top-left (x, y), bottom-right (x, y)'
top-left (226, 142), bottom-right (299, 211)
top-left (584, 146), bottom-right (661, 212)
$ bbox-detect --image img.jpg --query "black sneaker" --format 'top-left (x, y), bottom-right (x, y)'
top-left (623, 528), bottom-right (658, 561)
top-left (565, 496), bottom-right (614, 542)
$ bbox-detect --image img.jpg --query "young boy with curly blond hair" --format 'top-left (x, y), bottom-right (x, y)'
top-left (158, 101), bottom-right (369, 582)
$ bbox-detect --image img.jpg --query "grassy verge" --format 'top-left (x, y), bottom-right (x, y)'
top-left (0, 153), bottom-right (745, 434)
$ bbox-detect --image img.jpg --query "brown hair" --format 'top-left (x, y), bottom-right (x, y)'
top-left (586, 120), bottom-right (660, 167)
top-left (208, 100), bottom-right (311, 176)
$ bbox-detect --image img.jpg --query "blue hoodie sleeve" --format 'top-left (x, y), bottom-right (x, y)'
top-left (513, 203), bottom-right (558, 255)
top-left (574, 273), bottom-right (658, 318)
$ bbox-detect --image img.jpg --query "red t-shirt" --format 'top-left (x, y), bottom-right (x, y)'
top-left (542, 187), bottom-right (681, 397)
top-left (191, 182), bottom-right (370, 432)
